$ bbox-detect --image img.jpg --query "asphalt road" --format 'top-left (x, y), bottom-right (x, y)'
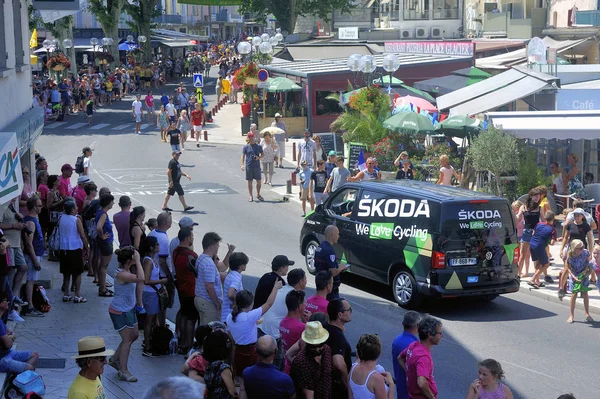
top-left (36, 75), bottom-right (599, 399)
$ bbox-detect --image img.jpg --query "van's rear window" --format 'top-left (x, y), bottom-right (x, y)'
top-left (440, 202), bottom-right (516, 244)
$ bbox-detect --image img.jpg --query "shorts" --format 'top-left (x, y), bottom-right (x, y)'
top-left (314, 192), bottom-right (324, 205)
top-left (245, 166), bottom-right (261, 181)
top-left (171, 144), bottom-right (181, 152)
top-left (193, 125), bottom-right (202, 132)
top-left (8, 247), bottom-right (26, 267)
top-left (194, 296), bottom-right (219, 325)
top-left (167, 182), bottom-right (184, 196)
top-left (142, 290), bottom-right (161, 316)
top-left (59, 249), bottom-right (84, 276)
top-left (0, 350), bottom-right (33, 373)
top-left (530, 245), bottom-right (549, 266)
top-left (520, 229), bottom-right (533, 243)
top-left (300, 187), bottom-right (311, 201)
top-left (135, 112), bottom-right (142, 123)
top-left (109, 309), bottom-right (138, 331)
top-left (145, 103), bottom-right (154, 112)
top-left (169, 115), bottom-right (177, 123)
top-left (178, 295), bottom-right (199, 321)
top-left (25, 255), bottom-right (42, 281)
top-left (96, 239), bottom-right (114, 257)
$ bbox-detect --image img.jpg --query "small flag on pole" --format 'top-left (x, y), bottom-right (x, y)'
top-left (29, 29), bottom-right (38, 49)
top-left (357, 148), bottom-right (367, 172)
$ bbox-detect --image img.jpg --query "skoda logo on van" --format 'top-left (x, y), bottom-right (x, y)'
top-left (458, 209), bottom-right (502, 220)
top-left (357, 198), bottom-right (430, 218)
top-left (485, 252), bottom-right (493, 260)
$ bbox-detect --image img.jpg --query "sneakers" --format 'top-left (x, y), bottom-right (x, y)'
top-left (135, 305), bottom-right (146, 314)
top-left (142, 351), bottom-right (161, 358)
top-left (544, 275), bottom-right (554, 284)
top-left (184, 206), bottom-right (194, 212)
top-left (8, 310), bottom-right (24, 323)
top-left (162, 207), bottom-right (173, 212)
top-left (13, 297), bottom-right (28, 307)
top-left (23, 308), bottom-right (45, 317)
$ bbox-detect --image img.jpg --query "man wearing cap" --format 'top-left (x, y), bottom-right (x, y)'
top-left (81, 147), bottom-right (93, 177)
top-left (59, 163), bottom-right (74, 198)
top-left (290, 321), bottom-right (333, 399)
top-left (272, 113), bottom-right (287, 168)
top-left (297, 129), bottom-right (317, 169)
top-left (324, 156), bottom-right (350, 195)
top-left (162, 151), bottom-right (194, 212)
top-left (325, 151), bottom-right (337, 179)
top-left (0, 291), bottom-right (40, 373)
top-left (73, 176), bottom-right (91, 216)
top-left (254, 255), bottom-right (293, 310)
top-left (68, 336), bottom-right (113, 399)
top-left (241, 131), bottom-right (264, 202)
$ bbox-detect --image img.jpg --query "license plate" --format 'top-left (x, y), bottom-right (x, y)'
top-left (449, 258), bottom-right (477, 266)
top-left (467, 276), bottom-right (479, 283)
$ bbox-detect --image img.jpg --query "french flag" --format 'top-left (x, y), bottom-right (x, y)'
top-left (356, 148), bottom-right (367, 172)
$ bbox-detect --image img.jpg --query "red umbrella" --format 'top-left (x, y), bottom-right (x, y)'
top-left (394, 95), bottom-right (437, 113)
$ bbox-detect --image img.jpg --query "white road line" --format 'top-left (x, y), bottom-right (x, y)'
top-left (111, 124), bottom-right (130, 130)
top-left (140, 124), bottom-right (151, 130)
top-left (44, 122), bottom-right (67, 129)
top-left (90, 123), bottom-right (110, 130)
top-left (499, 360), bottom-right (559, 381)
top-left (66, 122), bottom-right (88, 130)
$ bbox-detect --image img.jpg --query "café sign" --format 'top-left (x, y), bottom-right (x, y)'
top-left (384, 41), bottom-right (474, 57)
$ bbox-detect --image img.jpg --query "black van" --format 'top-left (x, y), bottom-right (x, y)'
top-left (299, 180), bottom-right (520, 308)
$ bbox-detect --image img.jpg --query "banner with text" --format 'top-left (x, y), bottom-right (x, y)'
top-left (384, 41), bottom-right (474, 57)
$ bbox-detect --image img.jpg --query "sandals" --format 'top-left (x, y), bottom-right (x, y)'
top-left (567, 317), bottom-right (574, 324)
top-left (98, 290), bottom-right (114, 297)
top-left (586, 315), bottom-right (594, 323)
top-left (527, 281), bottom-right (540, 289)
top-left (62, 295), bottom-right (73, 302)
top-left (73, 296), bottom-right (88, 303)
top-left (117, 371), bottom-right (138, 382)
top-left (108, 357), bottom-right (120, 371)
top-left (257, 195), bottom-right (264, 202)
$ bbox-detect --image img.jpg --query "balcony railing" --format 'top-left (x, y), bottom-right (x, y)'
top-left (575, 10), bottom-right (600, 26)
top-left (153, 14), bottom-right (183, 24)
top-left (433, 8), bottom-right (459, 19)
top-left (404, 10), bottom-right (430, 20)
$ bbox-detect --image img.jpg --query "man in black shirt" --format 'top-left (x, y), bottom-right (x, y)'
top-left (310, 160), bottom-right (328, 206)
top-left (326, 298), bottom-right (352, 399)
top-left (162, 151), bottom-right (194, 212)
top-left (253, 255), bottom-right (293, 309)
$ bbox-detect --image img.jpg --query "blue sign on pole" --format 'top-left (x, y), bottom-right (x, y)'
top-left (193, 73), bottom-right (204, 88)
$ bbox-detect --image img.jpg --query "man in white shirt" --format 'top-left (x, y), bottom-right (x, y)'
top-left (259, 268), bottom-right (307, 371)
top-left (82, 146), bottom-right (93, 177)
top-left (297, 129), bottom-right (317, 168)
top-left (166, 97), bottom-right (177, 125)
top-left (132, 94), bottom-right (143, 135)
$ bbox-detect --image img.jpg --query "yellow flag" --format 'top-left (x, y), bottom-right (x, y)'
top-left (29, 29), bottom-right (38, 49)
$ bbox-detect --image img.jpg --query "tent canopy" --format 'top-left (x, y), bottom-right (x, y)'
top-left (414, 67), bottom-right (491, 95)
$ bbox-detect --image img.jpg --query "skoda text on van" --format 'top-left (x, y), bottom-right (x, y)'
top-left (299, 181), bottom-right (520, 309)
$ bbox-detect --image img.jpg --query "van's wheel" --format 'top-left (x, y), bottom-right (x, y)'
top-left (304, 239), bottom-right (319, 275)
top-left (392, 270), bottom-right (422, 309)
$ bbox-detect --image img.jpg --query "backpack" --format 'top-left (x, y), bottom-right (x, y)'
top-left (20, 284), bottom-right (50, 313)
top-left (6, 371), bottom-right (46, 397)
top-left (150, 325), bottom-right (174, 355)
top-left (74, 155), bottom-right (84, 174)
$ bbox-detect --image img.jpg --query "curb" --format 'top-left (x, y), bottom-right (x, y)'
top-left (517, 282), bottom-right (600, 316)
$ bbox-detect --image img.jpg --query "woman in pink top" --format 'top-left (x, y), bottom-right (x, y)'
top-left (37, 170), bottom-right (50, 242)
top-left (144, 91), bottom-right (155, 122)
top-left (466, 359), bottom-right (514, 399)
top-left (19, 167), bottom-right (35, 215)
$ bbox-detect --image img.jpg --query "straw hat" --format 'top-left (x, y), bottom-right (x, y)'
top-left (301, 321), bottom-right (329, 345)
top-left (72, 336), bottom-right (114, 359)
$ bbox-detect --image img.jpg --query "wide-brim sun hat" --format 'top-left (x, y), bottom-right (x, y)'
top-left (72, 336), bottom-right (115, 359)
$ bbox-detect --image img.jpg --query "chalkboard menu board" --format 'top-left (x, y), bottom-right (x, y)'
top-left (315, 133), bottom-right (344, 156)
top-left (348, 142), bottom-right (368, 172)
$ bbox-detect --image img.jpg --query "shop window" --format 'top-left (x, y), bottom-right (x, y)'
top-left (403, 0), bottom-right (430, 20)
top-left (13, 0), bottom-right (24, 66)
top-left (315, 91), bottom-right (343, 116)
top-left (433, 0), bottom-right (459, 19)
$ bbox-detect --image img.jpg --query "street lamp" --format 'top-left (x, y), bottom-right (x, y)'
top-left (347, 53), bottom-right (379, 87)
top-left (42, 39), bottom-right (52, 68)
top-left (382, 53), bottom-right (400, 90)
top-left (127, 34), bottom-right (134, 43)
top-left (63, 38), bottom-right (74, 76)
top-left (137, 35), bottom-right (147, 60)
top-left (90, 37), bottom-right (98, 66)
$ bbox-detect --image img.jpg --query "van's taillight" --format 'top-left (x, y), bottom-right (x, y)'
top-left (512, 246), bottom-right (520, 264)
top-left (470, 200), bottom-right (489, 204)
top-left (432, 252), bottom-right (446, 269)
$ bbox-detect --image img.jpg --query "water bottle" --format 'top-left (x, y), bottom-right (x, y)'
top-left (169, 335), bottom-right (178, 357)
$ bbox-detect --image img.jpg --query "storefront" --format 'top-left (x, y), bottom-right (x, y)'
top-left (263, 52), bottom-right (472, 133)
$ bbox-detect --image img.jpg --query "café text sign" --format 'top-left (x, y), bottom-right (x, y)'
top-left (384, 41), bottom-right (474, 57)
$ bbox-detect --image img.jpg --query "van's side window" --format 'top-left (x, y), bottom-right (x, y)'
top-left (326, 188), bottom-right (359, 218)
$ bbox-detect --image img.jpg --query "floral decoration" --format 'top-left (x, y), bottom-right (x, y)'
top-left (46, 51), bottom-right (71, 69)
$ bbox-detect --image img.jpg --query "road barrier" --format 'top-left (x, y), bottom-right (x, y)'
top-left (292, 142), bottom-right (297, 162)
top-left (204, 130), bottom-right (208, 141)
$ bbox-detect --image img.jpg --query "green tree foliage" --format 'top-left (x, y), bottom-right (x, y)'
top-left (239, 0), bottom-right (355, 34)
top-left (466, 127), bottom-right (519, 196)
top-left (86, 0), bottom-right (127, 67)
top-left (517, 144), bottom-right (549, 195)
top-left (124, 0), bottom-right (161, 63)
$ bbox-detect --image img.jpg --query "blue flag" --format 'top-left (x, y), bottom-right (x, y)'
top-left (357, 148), bottom-right (366, 171)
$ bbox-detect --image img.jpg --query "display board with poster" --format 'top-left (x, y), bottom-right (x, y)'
top-left (314, 133), bottom-right (344, 157)
top-left (347, 142), bottom-right (367, 172)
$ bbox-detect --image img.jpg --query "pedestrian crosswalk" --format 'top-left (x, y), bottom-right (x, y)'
top-left (43, 120), bottom-right (156, 133)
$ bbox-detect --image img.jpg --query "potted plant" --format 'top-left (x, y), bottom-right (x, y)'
top-left (234, 62), bottom-right (259, 86)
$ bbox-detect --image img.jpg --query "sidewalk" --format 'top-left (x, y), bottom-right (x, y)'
top-left (518, 239), bottom-right (600, 316)
top-left (12, 258), bottom-right (182, 398)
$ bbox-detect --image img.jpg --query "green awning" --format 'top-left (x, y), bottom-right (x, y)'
top-left (177, 0), bottom-right (242, 5)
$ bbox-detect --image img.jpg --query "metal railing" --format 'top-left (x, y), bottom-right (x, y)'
top-left (575, 10), bottom-right (600, 26)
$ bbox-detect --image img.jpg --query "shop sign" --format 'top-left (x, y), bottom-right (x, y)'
top-left (339, 27), bottom-right (359, 40)
top-left (556, 90), bottom-right (600, 110)
top-left (0, 134), bottom-right (23, 204)
top-left (383, 41), bottom-right (474, 57)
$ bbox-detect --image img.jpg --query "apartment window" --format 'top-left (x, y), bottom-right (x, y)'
top-left (403, 0), bottom-right (430, 20)
top-left (13, 0), bottom-right (24, 66)
top-left (433, 0), bottom-right (459, 19)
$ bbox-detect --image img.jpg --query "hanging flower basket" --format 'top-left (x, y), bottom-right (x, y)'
top-left (46, 50), bottom-right (71, 70)
top-left (245, 77), bottom-right (259, 85)
top-left (234, 62), bottom-right (259, 86)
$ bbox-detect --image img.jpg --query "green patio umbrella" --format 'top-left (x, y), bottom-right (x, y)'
top-left (265, 76), bottom-right (302, 92)
top-left (383, 112), bottom-right (435, 135)
top-left (340, 86), bottom-right (435, 106)
top-left (434, 115), bottom-right (481, 138)
top-left (414, 67), bottom-right (491, 95)
top-left (373, 76), bottom-right (404, 86)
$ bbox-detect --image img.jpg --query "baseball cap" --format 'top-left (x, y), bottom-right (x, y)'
top-left (272, 255), bottom-right (295, 270)
top-left (247, 131), bottom-right (255, 138)
top-left (77, 176), bottom-right (91, 184)
top-left (328, 150), bottom-right (336, 156)
top-left (61, 163), bottom-right (73, 172)
top-left (82, 146), bottom-right (94, 153)
top-left (179, 216), bottom-right (198, 228)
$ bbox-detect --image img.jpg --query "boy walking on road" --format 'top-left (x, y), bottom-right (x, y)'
top-left (162, 151), bottom-right (194, 212)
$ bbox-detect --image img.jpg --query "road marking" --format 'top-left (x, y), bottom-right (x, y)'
top-left (90, 123), bottom-right (110, 130)
top-left (140, 124), bottom-right (151, 130)
top-left (44, 122), bottom-right (67, 129)
top-left (111, 124), bottom-right (130, 130)
top-left (66, 122), bottom-right (88, 130)
top-left (499, 360), bottom-right (559, 381)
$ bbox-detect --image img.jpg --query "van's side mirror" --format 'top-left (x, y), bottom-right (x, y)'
top-left (315, 204), bottom-right (323, 213)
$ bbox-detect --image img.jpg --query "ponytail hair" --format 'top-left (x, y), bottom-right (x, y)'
top-left (115, 246), bottom-right (135, 266)
top-left (231, 290), bottom-right (254, 323)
